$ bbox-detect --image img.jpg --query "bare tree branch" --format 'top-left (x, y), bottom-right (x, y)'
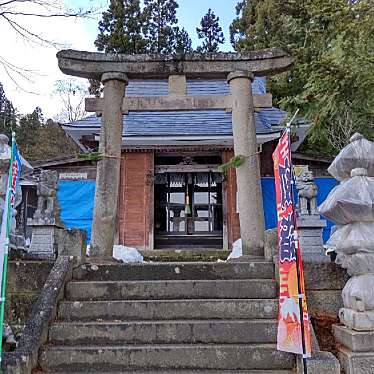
top-left (0, 10), bottom-right (92, 18)
top-left (326, 110), bottom-right (361, 150)
top-left (53, 78), bottom-right (88, 123)
top-left (2, 13), bottom-right (57, 46)
top-left (0, 1), bottom-right (22, 7)
top-left (2, 63), bottom-right (37, 94)
top-left (0, 0), bottom-right (101, 89)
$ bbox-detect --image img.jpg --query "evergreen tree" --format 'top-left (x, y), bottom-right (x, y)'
top-left (230, 0), bottom-right (374, 155)
top-left (0, 82), bottom-right (17, 139)
top-left (95, 0), bottom-right (146, 54)
top-left (16, 107), bottom-right (43, 158)
top-left (0, 83), bottom-right (78, 161)
top-left (18, 116), bottom-right (79, 161)
top-left (196, 8), bottom-right (225, 53)
top-left (31, 120), bottom-right (79, 161)
top-left (142, 0), bottom-right (179, 53)
top-left (173, 27), bottom-right (193, 53)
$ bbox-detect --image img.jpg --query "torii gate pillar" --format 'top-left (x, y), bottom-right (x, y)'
top-left (228, 71), bottom-right (265, 257)
top-left (90, 72), bottom-right (128, 258)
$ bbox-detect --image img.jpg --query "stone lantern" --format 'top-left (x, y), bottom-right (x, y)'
top-left (318, 133), bottom-right (374, 373)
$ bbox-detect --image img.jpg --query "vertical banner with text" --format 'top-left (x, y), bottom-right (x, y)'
top-left (273, 131), bottom-right (311, 357)
top-left (0, 140), bottom-right (21, 291)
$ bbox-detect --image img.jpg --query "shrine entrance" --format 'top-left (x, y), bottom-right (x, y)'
top-left (154, 155), bottom-right (223, 248)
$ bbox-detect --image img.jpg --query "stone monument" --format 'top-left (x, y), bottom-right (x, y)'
top-left (27, 170), bottom-right (64, 259)
top-left (294, 166), bottom-right (327, 260)
top-left (318, 133), bottom-right (374, 374)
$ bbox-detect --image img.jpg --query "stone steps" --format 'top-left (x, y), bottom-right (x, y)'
top-left (39, 344), bottom-right (295, 372)
top-left (48, 319), bottom-right (277, 345)
top-left (42, 370), bottom-right (294, 374)
top-left (72, 261), bottom-right (275, 281)
top-left (66, 279), bottom-right (277, 301)
top-left (58, 298), bottom-right (278, 321)
top-left (38, 260), bottom-right (295, 372)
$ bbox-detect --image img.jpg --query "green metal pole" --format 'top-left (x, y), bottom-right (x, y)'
top-left (0, 132), bottom-right (16, 364)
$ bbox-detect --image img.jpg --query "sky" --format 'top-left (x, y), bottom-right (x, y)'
top-left (0, 0), bottom-right (239, 120)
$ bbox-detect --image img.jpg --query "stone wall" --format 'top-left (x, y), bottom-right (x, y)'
top-left (6, 260), bottom-right (54, 334)
top-left (304, 261), bottom-right (349, 353)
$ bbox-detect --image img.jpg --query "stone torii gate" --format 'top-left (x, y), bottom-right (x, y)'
top-left (57, 49), bottom-right (293, 259)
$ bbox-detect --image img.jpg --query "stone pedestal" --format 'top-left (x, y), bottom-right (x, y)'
top-left (27, 220), bottom-right (63, 260)
top-left (339, 308), bottom-right (374, 331)
top-left (298, 215), bottom-right (327, 262)
top-left (57, 228), bottom-right (86, 265)
top-left (334, 324), bottom-right (374, 374)
top-left (27, 219), bottom-right (86, 263)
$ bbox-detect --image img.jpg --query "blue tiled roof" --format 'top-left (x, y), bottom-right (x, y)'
top-left (64, 78), bottom-right (286, 139)
top-left (124, 107), bottom-right (284, 136)
top-left (125, 77), bottom-right (266, 97)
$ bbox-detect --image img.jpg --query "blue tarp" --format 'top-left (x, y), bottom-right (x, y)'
top-left (57, 178), bottom-right (338, 244)
top-left (261, 177), bottom-right (339, 242)
top-left (57, 181), bottom-right (96, 242)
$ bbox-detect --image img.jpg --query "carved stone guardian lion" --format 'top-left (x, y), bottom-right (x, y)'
top-left (33, 170), bottom-right (59, 224)
top-left (296, 169), bottom-right (318, 215)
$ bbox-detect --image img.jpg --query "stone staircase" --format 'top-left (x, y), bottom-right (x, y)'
top-left (38, 261), bottom-right (296, 373)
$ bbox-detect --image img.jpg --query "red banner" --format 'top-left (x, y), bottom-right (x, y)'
top-left (273, 132), bottom-right (311, 357)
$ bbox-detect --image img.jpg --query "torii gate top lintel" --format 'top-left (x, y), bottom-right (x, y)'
top-left (57, 48), bottom-right (293, 80)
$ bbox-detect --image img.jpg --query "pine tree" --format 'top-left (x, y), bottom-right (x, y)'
top-left (173, 27), bottom-right (193, 53)
top-left (196, 8), bottom-right (225, 53)
top-left (18, 116), bottom-right (79, 161)
top-left (0, 82), bottom-right (17, 139)
top-left (143, 0), bottom-right (179, 53)
top-left (95, 0), bottom-right (146, 54)
top-left (16, 107), bottom-right (43, 158)
top-left (32, 120), bottom-right (79, 161)
top-left (230, 0), bottom-right (374, 155)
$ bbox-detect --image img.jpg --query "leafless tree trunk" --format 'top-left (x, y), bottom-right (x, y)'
top-left (326, 110), bottom-right (361, 150)
top-left (53, 78), bottom-right (88, 123)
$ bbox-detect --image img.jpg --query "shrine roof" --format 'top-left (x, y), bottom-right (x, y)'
top-left (61, 78), bottom-right (306, 151)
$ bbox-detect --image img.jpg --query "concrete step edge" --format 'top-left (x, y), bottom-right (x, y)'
top-left (40, 344), bottom-right (295, 371)
top-left (51, 318), bottom-right (278, 326)
top-left (60, 298), bottom-right (279, 303)
top-left (42, 343), bottom-right (282, 350)
top-left (67, 279), bottom-right (276, 285)
top-left (77, 261), bottom-right (273, 266)
top-left (42, 371), bottom-right (294, 374)
top-left (57, 299), bottom-right (279, 321)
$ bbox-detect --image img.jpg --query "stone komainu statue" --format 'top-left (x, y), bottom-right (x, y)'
top-left (34, 170), bottom-right (59, 223)
top-left (296, 169), bottom-right (318, 215)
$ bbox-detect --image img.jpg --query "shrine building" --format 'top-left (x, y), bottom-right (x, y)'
top-left (57, 77), bottom-right (308, 250)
